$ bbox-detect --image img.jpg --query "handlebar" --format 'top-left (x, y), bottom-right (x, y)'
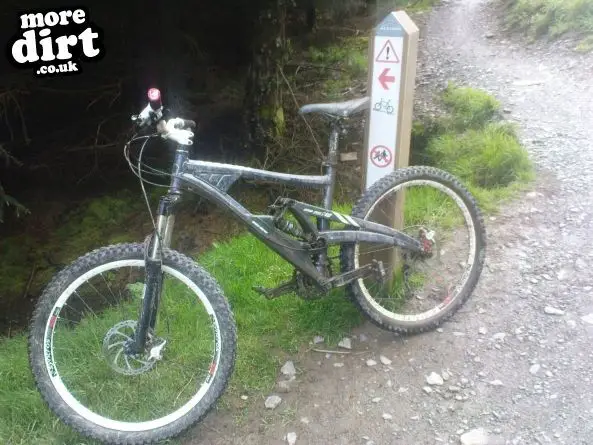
top-left (131, 88), bottom-right (196, 146)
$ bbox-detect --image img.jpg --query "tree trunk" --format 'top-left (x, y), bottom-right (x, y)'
top-left (306, 0), bottom-right (316, 31)
top-left (242, 0), bottom-right (292, 154)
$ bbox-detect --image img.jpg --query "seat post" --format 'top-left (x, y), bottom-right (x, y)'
top-left (315, 119), bottom-right (342, 275)
top-left (321, 119), bottom-right (341, 213)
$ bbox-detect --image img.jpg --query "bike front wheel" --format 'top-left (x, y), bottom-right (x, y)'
top-left (29, 243), bottom-right (236, 445)
top-left (341, 166), bottom-right (486, 334)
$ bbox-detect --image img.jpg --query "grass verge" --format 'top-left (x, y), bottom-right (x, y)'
top-left (412, 83), bottom-right (535, 214)
top-left (504, 0), bottom-right (593, 49)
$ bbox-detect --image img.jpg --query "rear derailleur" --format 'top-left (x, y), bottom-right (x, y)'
top-left (417, 227), bottom-right (436, 258)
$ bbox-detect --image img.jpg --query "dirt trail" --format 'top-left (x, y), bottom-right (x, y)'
top-left (189, 1), bottom-right (593, 444)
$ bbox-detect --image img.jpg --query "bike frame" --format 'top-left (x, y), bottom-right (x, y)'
top-left (168, 121), bottom-right (421, 274)
top-left (132, 119), bottom-right (423, 352)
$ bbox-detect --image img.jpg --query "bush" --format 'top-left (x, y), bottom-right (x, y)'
top-left (505, 0), bottom-right (593, 45)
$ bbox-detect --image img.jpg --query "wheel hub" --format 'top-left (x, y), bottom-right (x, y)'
top-left (102, 320), bottom-right (166, 376)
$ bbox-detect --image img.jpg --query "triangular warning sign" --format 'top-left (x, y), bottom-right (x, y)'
top-left (375, 40), bottom-right (400, 64)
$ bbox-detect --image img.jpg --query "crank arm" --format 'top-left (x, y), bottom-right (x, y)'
top-left (253, 279), bottom-right (297, 299)
top-left (325, 263), bottom-right (376, 288)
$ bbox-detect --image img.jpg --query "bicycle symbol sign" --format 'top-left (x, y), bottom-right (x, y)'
top-left (370, 145), bottom-right (393, 168)
top-left (373, 98), bottom-right (395, 115)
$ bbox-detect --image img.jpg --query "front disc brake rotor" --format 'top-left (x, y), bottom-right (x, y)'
top-left (102, 320), bottom-right (165, 376)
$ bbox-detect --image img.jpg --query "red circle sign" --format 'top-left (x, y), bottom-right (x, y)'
top-left (370, 145), bottom-right (393, 168)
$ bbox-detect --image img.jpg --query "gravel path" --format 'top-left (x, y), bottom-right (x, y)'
top-left (191, 1), bottom-right (593, 443)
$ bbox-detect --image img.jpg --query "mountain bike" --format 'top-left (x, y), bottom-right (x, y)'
top-left (29, 88), bottom-right (486, 444)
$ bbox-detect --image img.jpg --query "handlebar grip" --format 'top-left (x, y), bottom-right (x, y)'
top-left (147, 88), bottom-right (162, 110)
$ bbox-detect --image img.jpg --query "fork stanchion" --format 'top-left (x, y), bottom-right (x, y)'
top-left (361, 10), bottom-right (419, 285)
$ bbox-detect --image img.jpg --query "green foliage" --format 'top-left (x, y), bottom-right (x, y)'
top-left (411, 84), bottom-right (534, 212)
top-left (387, 0), bottom-right (440, 12)
top-left (0, 191), bottom-right (145, 310)
top-left (427, 122), bottom-right (534, 188)
top-left (505, 0), bottom-right (593, 47)
top-left (576, 34), bottom-right (593, 51)
top-left (441, 83), bottom-right (501, 131)
top-left (309, 37), bottom-right (368, 77)
top-left (308, 36), bottom-right (368, 100)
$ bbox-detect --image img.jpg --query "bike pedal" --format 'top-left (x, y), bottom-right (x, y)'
top-left (252, 286), bottom-right (277, 299)
top-left (252, 280), bottom-right (296, 300)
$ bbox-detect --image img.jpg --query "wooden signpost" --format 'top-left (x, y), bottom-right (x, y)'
top-left (361, 10), bottom-right (419, 280)
top-left (363, 10), bottom-right (419, 190)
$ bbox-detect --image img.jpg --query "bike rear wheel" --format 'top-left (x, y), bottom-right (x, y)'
top-left (29, 243), bottom-right (236, 445)
top-left (341, 166), bottom-right (486, 334)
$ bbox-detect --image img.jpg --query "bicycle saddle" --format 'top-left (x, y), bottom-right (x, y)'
top-left (298, 97), bottom-right (370, 118)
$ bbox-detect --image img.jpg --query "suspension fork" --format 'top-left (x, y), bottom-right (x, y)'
top-left (130, 147), bottom-right (186, 354)
top-left (316, 120), bottom-right (341, 274)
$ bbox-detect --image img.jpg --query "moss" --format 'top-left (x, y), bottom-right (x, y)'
top-left (0, 235), bottom-right (35, 297)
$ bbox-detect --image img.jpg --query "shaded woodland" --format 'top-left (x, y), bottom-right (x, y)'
top-left (0, 0), bottom-right (377, 205)
top-left (1, 0), bottom-right (389, 334)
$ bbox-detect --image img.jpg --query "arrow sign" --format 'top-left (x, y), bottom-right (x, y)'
top-left (378, 68), bottom-right (395, 90)
top-left (365, 12), bottom-right (409, 191)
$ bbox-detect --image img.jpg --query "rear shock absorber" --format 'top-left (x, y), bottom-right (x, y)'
top-left (275, 218), bottom-right (305, 239)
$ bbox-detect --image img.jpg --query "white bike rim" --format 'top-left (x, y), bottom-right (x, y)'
top-left (43, 259), bottom-right (222, 432)
top-left (354, 179), bottom-right (477, 322)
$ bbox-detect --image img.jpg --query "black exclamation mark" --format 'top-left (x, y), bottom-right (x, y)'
top-left (386, 46), bottom-right (390, 60)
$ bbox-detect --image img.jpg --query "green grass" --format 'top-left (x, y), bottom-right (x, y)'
top-left (199, 232), bottom-right (362, 393)
top-left (440, 83), bottom-right (501, 131)
top-left (427, 122), bottom-right (533, 188)
top-left (412, 84), bottom-right (535, 214)
top-left (576, 34), bottom-right (593, 51)
top-left (308, 35), bottom-right (369, 100)
top-left (402, 186), bottom-right (465, 229)
top-left (0, 216), bottom-right (362, 445)
top-left (375, 0), bottom-right (441, 13)
top-left (505, 0), bottom-right (593, 48)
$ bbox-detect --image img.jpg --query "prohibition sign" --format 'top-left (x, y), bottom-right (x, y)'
top-left (370, 145), bottom-right (393, 168)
